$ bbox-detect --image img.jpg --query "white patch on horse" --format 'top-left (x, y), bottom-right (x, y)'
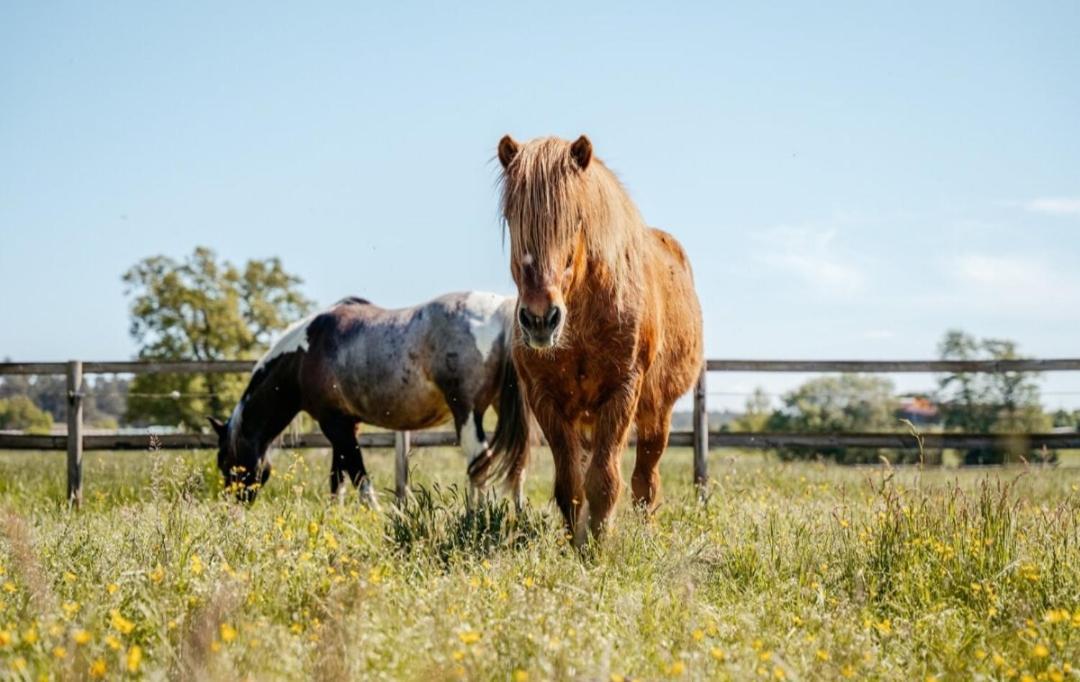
top-left (461, 412), bottom-right (489, 464)
top-left (462, 292), bottom-right (507, 362)
top-left (254, 312), bottom-right (318, 374)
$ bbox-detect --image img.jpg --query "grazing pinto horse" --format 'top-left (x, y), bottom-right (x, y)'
top-left (209, 292), bottom-right (530, 505)
top-left (491, 134), bottom-right (703, 545)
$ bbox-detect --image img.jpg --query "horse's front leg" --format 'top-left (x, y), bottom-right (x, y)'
top-left (531, 405), bottom-right (585, 545)
top-left (585, 376), bottom-right (643, 540)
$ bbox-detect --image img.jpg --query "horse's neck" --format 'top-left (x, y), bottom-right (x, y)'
top-left (236, 357), bottom-right (302, 450)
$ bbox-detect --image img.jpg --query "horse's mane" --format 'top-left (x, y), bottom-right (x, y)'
top-left (499, 137), bottom-right (646, 300)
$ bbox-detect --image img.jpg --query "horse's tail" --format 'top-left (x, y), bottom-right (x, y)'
top-left (482, 344), bottom-right (531, 491)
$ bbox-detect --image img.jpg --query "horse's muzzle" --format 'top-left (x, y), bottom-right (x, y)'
top-left (518, 304), bottom-right (563, 349)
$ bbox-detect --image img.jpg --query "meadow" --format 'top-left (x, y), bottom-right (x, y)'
top-left (0, 446), bottom-right (1077, 681)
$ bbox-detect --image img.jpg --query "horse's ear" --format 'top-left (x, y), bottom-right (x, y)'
top-left (207, 416), bottom-right (227, 438)
top-left (570, 135), bottom-right (592, 170)
top-left (498, 135), bottom-right (519, 169)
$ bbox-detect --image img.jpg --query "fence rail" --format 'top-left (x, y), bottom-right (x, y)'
top-left (2, 358), bottom-right (1078, 506)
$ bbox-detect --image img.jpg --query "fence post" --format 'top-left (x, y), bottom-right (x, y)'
top-left (66, 360), bottom-right (84, 507)
top-left (394, 431), bottom-right (410, 503)
top-left (692, 364), bottom-right (708, 489)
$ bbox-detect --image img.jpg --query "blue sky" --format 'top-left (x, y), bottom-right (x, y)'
top-left (2, 2), bottom-right (1079, 409)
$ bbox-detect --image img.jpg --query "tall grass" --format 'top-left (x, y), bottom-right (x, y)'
top-left (0, 447), bottom-right (1077, 680)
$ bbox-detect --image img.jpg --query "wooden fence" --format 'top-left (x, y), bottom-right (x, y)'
top-left (3, 358), bottom-right (1080, 506)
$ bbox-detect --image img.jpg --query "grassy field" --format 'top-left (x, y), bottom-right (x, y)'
top-left (0, 446), bottom-right (1077, 681)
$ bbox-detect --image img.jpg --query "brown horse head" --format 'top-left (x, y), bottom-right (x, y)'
top-left (498, 134), bottom-right (644, 349)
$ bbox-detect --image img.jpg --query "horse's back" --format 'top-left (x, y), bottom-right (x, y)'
top-left (299, 293), bottom-right (513, 429)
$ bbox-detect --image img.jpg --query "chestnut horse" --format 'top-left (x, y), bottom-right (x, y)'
top-left (490, 134), bottom-right (703, 545)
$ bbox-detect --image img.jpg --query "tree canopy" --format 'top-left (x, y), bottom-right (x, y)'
top-left (123, 247), bottom-right (313, 429)
top-left (765, 374), bottom-right (901, 464)
top-left (0, 395), bottom-right (54, 433)
top-left (935, 330), bottom-right (1049, 464)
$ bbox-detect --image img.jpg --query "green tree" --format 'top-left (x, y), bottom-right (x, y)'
top-left (1051, 409), bottom-right (1080, 429)
top-left (766, 374), bottom-right (902, 464)
top-left (935, 330), bottom-right (1050, 464)
top-left (0, 372), bottom-right (129, 428)
top-left (730, 387), bottom-right (772, 432)
top-left (123, 247), bottom-right (314, 429)
top-left (0, 396), bottom-right (54, 434)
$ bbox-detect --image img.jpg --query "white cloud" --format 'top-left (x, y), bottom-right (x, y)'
top-left (949, 253), bottom-right (1080, 313)
top-left (1023, 197), bottom-right (1080, 216)
top-left (755, 226), bottom-right (864, 295)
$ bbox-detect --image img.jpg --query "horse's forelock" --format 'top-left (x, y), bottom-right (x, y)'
top-left (499, 137), bottom-right (644, 297)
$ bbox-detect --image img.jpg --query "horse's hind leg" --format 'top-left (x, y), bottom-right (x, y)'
top-left (632, 406), bottom-right (671, 514)
top-left (319, 413), bottom-right (378, 509)
top-left (461, 408), bottom-right (495, 492)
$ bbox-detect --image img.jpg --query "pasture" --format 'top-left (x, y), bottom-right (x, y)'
top-left (0, 447), bottom-right (1077, 681)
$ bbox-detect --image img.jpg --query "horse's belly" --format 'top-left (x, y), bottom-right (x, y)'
top-left (345, 376), bottom-right (451, 432)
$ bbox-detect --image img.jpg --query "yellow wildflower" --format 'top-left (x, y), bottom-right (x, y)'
top-left (816, 649), bottom-right (830, 661)
top-left (110, 609), bottom-right (135, 635)
top-left (89, 659), bottom-right (107, 678)
top-left (73, 629), bottom-right (91, 645)
top-left (692, 628), bottom-right (705, 641)
top-left (63, 571), bottom-right (77, 583)
top-left (710, 648), bottom-right (726, 662)
top-left (2, 581), bottom-right (15, 594)
top-left (220, 623), bottom-right (237, 644)
top-left (189, 554), bottom-right (204, 576)
top-left (0, 630), bottom-right (10, 647)
top-left (106, 583), bottom-right (119, 595)
top-left (22, 627), bottom-right (37, 644)
top-left (667, 660), bottom-right (685, 677)
top-left (52, 646), bottom-right (67, 659)
top-left (513, 671), bottom-right (528, 682)
top-left (127, 645), bottom-right (142, 673)
top-left (106, 635), bottom-right (121, 650)
top-left (1032, 643), bottom-right (1050, 658)
top-left (458, 630), bottom-right (480, 645)
top-left (149, 564), bottom-right (165, 584)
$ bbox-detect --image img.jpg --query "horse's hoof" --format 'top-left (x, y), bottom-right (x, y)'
top-left (359, 478), bottom-right (380, 511)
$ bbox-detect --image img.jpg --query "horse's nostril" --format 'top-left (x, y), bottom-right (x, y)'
top-left (546, 307), bottom-right (561, 329)
top-left (518, 307), bottom-right (532, 330)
